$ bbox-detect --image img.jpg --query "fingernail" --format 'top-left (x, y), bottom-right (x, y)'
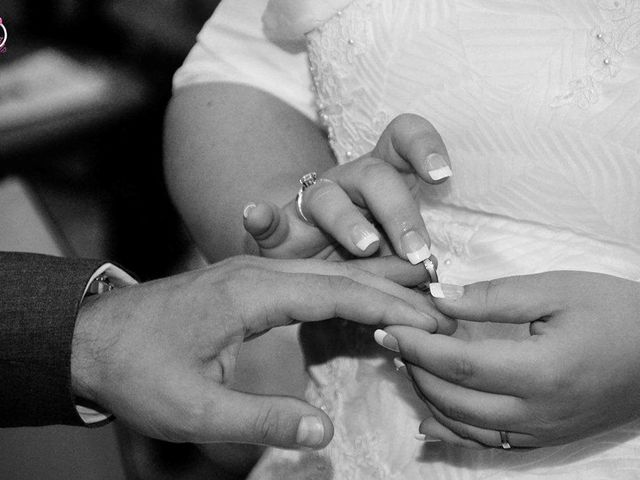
top-left (425, 153), bottom-right (452, 181)
top-left (415, 434), bottom-right (442, 443)
top-left (430, 283), bottom-right (464, 300)
top-left (374, 329), bottom-right (400, 353)
top-left (393, 357), bottom-right (411, 380)
top-left (243, 203), bottom-right (257, 219)
top-left (401, 230), bottom-right (430, 265)
top-left (351, 225), bottom-right (380, 252)
top-left (296, 416), bottom-right (325, 448)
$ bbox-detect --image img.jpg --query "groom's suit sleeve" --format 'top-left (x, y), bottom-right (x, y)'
top-left (0, 252), bottom-right (113, 427)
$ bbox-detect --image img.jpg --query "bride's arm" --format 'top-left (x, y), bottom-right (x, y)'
top-left (163, 81), bottom-right (335, 477)
top-left (164, 81), bottom-right (336, 262)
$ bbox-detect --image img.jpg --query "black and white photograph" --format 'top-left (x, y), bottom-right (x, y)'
top-left (1, 1), bottom-right (640, 479)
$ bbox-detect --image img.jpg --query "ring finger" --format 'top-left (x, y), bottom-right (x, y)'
top-left (408, 363), bottom-right (525, 431)
top-left (301, 178), bottom-right (383, 257)
top-left (326, 157), bottom-right (431, 264)
top-left (421, 398), bottom-right (539, 449)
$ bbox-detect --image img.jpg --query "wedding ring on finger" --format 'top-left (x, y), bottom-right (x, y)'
top-left (296, 172), bottom-right (336, 226)
top-left (499, 430), bottom-right (512, 450)
top-left (417, 255), bottom-right (439, 292)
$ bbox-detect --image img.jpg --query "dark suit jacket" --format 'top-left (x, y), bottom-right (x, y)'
top-left (0, 252), bottom-right (105, 427)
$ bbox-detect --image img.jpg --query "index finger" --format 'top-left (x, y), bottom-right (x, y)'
top-left (383, 325), bottom-right (540, 396)
top-left (250, 257), bottom-right (453, 333)
top-left (431, 274), bottom-right (566, 324)
top-left (371, 113), bottom-right (452, 184)
top-left (347, 255), bottom-right (431, 287)
top-left (258, 272), bottom-right (438, 333)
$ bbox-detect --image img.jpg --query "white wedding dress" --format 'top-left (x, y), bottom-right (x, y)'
top-left (175, 0), bottom-right (640, 478)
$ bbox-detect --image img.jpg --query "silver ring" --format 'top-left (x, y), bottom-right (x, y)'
top-left (500, 431), bottom-right (512, 450)
top-left (295, 172), bottom-right (335, 226)
top-left (417, 255), bottom-right (439, 292)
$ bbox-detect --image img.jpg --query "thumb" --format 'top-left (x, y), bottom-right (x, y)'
top-left (429, 273), bottom-right (564, 324)
top-left (243, 201), bottom-right (290, 251)
top-left (205, 388), bottom-right (334, 449)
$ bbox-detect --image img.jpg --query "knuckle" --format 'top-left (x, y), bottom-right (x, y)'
top-left (252, 404), bottom-right (280, 444)
top-left (327, 274), bottom-right (356, 294)
top-left (528, 354), bottom-right (578, 405)
top-left (526, 407), bottom-right (557, 438)
top-left (388, 113), bottom-right (424, 132)
top-left (538, 366), bottom-right (573, 398)
top-left (168, 400), bottom-right (209, 443)
top-left (388, 113), bottom-right (438, 140)
top-left (441, 403), bottom-right (469, 425)
top-left (450, 353), bottom-right (475, 383)
top-left (221, 255), bottom-right (260, 273)
top-left (305, 182), bottom-right (337, 206)
top-left (333, 262), bottom-right (360, 281)
top-left (229, 265), bottom-right (264, 288)
top-left (482, 278), bottom-right (507, 313)
top-left (359, 157), bottom-right (394, 178)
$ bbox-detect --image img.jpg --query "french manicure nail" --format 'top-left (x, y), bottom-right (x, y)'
top-left (393, 357), bottom-right (411, 380)
top-left (393, 357), bottom-right (406, 370)
top-left (415, 434), bottom-right (442, 443)
top-left (430, 283), bottom-right (464, 300)
top-left (425, 153), bottom-right (453, 181)
top-left (243, 203), bottom-right (257, 219)
top-left (401, 230), bottom-right (430, 265)
top-left (351, 225), bottom-right (380, 252)
top-left (296, 416), bottom-right (325, 448)
top-left (374, 329), bottom-right (400, 353)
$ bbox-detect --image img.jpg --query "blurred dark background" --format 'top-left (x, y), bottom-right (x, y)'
top-left (0, 1), bottom-right (219, 478)
top-left (0, 0), bottom-right (218, 279)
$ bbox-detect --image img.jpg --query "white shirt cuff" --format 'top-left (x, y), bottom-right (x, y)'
top-left (76, 263), bottom-right (137, 424)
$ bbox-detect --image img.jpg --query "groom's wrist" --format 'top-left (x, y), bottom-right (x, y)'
top-left (71, 264), bottom-right (137, 425)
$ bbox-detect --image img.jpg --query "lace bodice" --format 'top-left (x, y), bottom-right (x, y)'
top-left (249, 1), bottom-right (640, 479)
top-left (307, 0), bottom-right (640, 249)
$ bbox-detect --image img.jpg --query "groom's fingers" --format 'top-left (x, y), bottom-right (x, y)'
top-left (254, 258), bottom-right (454, 334)
top-left (371, 113), bottom-right (452, 184)
top-left (348, 255), bottom-right (432, 286)
top-left (430, 273), bottom-right (566, 324)
top-left (237, 265), bottom-right (441, 334)
top-left (385, 326), bottom-right (540, 396)
top-left (196, 387), bottom-right (333, 449)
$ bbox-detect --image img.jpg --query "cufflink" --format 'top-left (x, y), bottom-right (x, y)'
top-left (86, 274), bottom-right (114, 296)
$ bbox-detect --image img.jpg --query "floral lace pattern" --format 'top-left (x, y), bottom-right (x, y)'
top-left (308, 0), bottom-right (385, 163)
top-left (552, 0), bottom-right (640, 108)
top-left (249, 1), bottom-right (640, 478)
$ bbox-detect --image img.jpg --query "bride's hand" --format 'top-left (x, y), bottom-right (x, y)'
top-left (242, 113), bottom-right (452, 262)
top-left (375, 271), bottom-right (640, 448)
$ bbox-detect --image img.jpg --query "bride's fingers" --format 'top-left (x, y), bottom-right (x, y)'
top-left (420, 399), bottom-right (539, 449)
top-left (381, 326), bottom-right (537, 396)
top-left (325, 158), bottom-right (431, 264)
top-left (300, 179), bottom-right (382, 257)
top-left (417, 417), bottom-right (485, 449)
top-left (371, 113), bottom-right (452, 184)
top-left (243, 201), bottom-right (330, 258)
top-left (406, 361), bottom-right (525, 431)
top-left (243, 202), bottom-right (285, 246)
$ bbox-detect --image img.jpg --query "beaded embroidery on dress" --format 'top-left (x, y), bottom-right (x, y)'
top-left (249, 1), bottom-right (640, 478)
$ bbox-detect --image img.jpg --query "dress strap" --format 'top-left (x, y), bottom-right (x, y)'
top-left (263, 0), bottom-right (354, 40)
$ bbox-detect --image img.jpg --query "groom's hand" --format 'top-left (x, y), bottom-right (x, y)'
top-left (70, 255), bottom-right (450, 449)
